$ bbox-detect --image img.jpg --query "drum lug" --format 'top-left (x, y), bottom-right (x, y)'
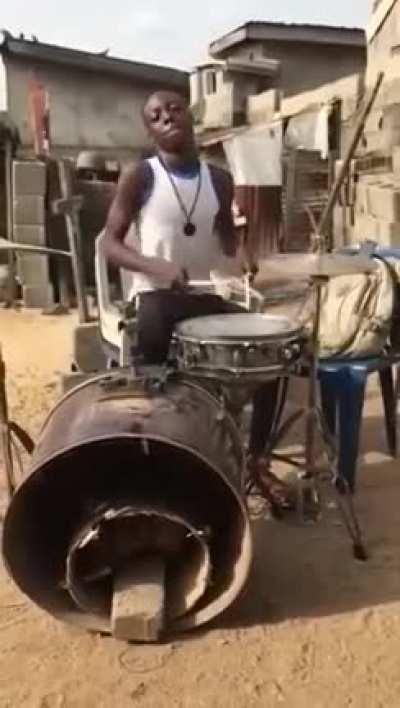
top-left (216, 394), bottom-right (227, 422)
top-left (232, 348), bottom-right (242, 368)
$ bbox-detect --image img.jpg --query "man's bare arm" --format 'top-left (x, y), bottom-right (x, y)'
top-left (103, 164), bottom-right (146, 271)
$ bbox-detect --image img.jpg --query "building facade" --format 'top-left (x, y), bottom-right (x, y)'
top-left (0, 32), bottom-right (188, 161)
top-left (191, 22), bottom-right (366, 133)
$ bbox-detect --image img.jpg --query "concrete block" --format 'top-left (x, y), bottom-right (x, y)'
top-left (367, 184), bottom-right (400, 221)
top-left (378, 219), bottom-right (400, 246)
top-left (72, 322), bottom-right (108, 373)
top-left (393, 146), bottom-right (400, 177)
top-left (13, 225), bottom-right (46, 246)
top-left (353, 215), bottom-right (380, 241)
top-left (111, 557), bottom-right (165, 642)
top-left (355, 178), bottom-right (381, 216)
top-left (13, 196), bottom-right (45, 226)
top-left (22, 284), bottom-right (54, 309)
top-left (17, 255), bottom-right (50, 285)
top-left (353, 214), bottom-right (400, 247)
top-left (13, 161), bottom-right (46, 196)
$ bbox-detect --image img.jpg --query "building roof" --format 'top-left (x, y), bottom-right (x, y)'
top-left (210, 21), bottom-right (366, 58)
top-left (193, 55), bottom-right (280, 77)
top-left (0, 32), bottom-right (188, 91)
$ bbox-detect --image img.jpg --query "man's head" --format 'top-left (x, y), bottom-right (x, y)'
top-left (142, 91), bottom-right (194, 154)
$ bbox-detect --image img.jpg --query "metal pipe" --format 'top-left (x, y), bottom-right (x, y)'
top-left (0, 238), bottom-right (71, 259)
top-left (0, 347), bottom-right (15, 499)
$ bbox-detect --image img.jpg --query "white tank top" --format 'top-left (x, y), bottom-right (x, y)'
top-left (129, 156), bottom-right (224, 296)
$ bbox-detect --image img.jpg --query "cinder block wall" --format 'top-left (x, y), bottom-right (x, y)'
top-left (12, 160), bottom-right (54, 308)
top-left (332, 3), bottom-right (400, 249)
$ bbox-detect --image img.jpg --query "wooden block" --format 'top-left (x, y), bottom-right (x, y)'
top-left (111, 557), bottom-right (165, 643)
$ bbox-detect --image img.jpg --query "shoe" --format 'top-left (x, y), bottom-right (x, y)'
top-left (247, 455), bottom-right (297, 512)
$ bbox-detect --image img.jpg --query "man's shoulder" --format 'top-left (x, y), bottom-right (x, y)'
top-left (120, 159), bottom-right (154, 192)
top-left (207, 163), bottom-right (232, 183)
top-left (115, 159), bottom-right (154, 212)
top-left (207, 163), bottom-right (234, 205)
top-left (123, 158), bottom-right (154, 180)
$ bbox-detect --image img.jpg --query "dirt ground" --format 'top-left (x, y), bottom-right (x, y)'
top-left (1, 309), bottom-right (400, 707)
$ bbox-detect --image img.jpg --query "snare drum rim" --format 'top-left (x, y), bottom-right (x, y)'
top-left (175, 314), bottom-right (303, 343)
top-left (174, 333), bottom-right (303, 347)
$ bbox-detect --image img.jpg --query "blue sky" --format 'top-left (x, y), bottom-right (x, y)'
top-left (1, 0), bottom-right (369, 69)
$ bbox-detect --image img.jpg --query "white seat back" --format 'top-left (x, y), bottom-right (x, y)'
top-left (95, 230), bottom-right (136, 366)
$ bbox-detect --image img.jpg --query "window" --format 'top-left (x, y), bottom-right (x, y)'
top-left (205, 70), bottom-right (217, 95)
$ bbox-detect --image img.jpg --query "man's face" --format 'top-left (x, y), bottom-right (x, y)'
top-left (143, 92), bottom-right (194, 153)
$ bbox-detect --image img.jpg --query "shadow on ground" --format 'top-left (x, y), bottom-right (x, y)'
top-left (215, 412), bottom-right (400, 631)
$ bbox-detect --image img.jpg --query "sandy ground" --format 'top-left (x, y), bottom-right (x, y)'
top-left (1, 309), bottom-right (400, 707)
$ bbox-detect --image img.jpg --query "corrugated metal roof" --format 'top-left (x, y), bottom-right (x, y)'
top-left (0, 34), bottom-right (188, 90)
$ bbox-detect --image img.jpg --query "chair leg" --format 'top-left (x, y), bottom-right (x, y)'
top-left (395, 365), bottom-right (400, 402)
top-left (379, 366), bottom-right (398, 458)
top-left (337, 368), bottom-right (367, 493)
top-left (319, 371), bottom-right (338, 437)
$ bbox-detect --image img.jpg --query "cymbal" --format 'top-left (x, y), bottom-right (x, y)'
top-left (0, 237), bottom-right (71, 259)
top-left (254, 253), bottom-right (378, 283)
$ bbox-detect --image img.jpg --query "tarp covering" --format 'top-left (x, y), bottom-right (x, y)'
top-left (223, 122), bottom-right (283, 187)
top-left (285, 105), bottom-right (330, 159)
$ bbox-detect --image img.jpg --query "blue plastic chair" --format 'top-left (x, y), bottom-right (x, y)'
top-left (319, 356), bottom-right (399, 492)
top-left (318, 245), bottom-right (400, 492)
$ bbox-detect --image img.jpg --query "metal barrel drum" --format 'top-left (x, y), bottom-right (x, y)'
top-left (2, 372), bottom-right (252, 640)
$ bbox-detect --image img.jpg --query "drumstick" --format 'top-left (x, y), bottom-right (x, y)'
top-left (244, 273), bottom-right (251, 312)
top-left (171, 268), bottom-right (189, 292)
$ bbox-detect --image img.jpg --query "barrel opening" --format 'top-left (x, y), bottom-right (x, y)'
top-left (3, 436), bottom-right (248, 631)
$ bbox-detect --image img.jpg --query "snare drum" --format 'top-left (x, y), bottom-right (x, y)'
top-left (174, 313), bottom-right (304, 383)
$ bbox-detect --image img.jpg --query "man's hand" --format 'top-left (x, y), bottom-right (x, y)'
top-left (144, 256), bottom-right (187, 288)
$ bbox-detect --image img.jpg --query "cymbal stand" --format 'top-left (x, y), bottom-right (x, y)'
top-left (265, 274), bottom-right (368, 561)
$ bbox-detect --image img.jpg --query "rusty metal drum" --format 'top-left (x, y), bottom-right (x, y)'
top-left (2, 372), bottom-right (252, 636)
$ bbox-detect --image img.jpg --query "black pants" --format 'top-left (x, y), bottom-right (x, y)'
top-left (136, 290), bottom-right (280, 457)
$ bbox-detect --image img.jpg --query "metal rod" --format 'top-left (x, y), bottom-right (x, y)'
top-left (0, 238), bottom-right (71, 259)
top-left (304, 276), bottom-right (324, 477)
top-left (57, 160), bottom-right (90, 324)
top-left (317, 71), bottom-right (385, 246)
top-left (0, 346), bottom-right (15, 499)
top-left (4, 139), bottom-right (17, 307)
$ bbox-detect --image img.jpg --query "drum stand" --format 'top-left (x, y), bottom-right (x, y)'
top-left (262, 274), bottom-right (368, 561)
